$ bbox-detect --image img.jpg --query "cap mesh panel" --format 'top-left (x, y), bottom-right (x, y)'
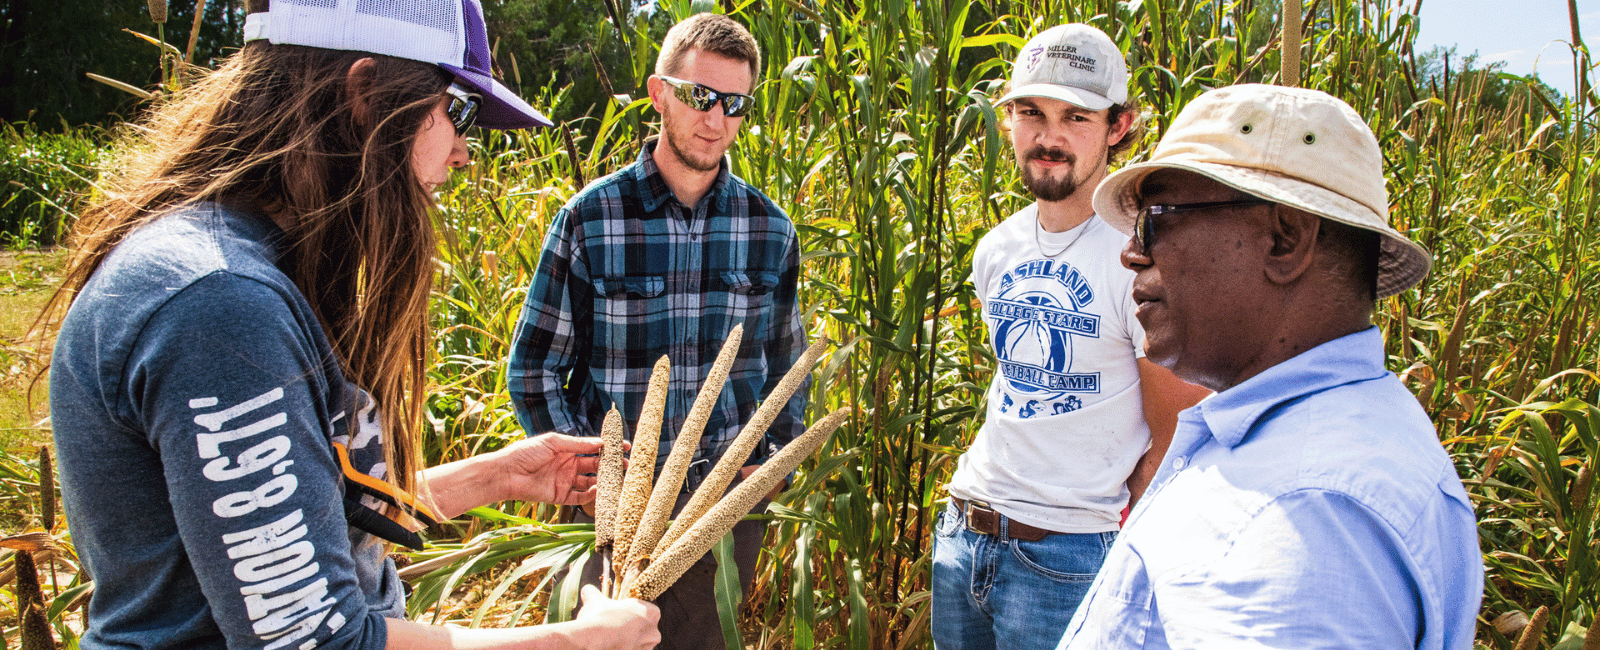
top-left (356, 0), bottom-right (458, 34)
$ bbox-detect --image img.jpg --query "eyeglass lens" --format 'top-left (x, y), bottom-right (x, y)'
top-left (445, 85), bottom-right (481, 134)
top-left (1135, 207), bottom-right (1154, 252)
top-left (1133, 200), bottom-right (1270, 253)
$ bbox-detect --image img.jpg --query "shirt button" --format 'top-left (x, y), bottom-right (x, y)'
top-left (1172, 456), bottom-right (1188, 470)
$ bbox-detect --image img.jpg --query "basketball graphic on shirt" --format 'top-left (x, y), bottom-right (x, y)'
top-left (996, 289), bottom-right (1074, 370)
top-left (987, 259), bottom-right (1102, 418)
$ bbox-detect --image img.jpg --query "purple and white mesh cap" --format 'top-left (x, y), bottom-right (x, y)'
top-left (243, 0), bottom-right (553, 130)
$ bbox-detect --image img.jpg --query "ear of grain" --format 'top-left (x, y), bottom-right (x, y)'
top-left (593, 406), bottom-right (626, 546)
top-left (613, 355), bottom-right (670, 581)
top-left (625, 408), bottom-right (850, 601)
top-left (1572, 462), bottom-right (1594, 514)
top-left (36, 447), bottom-right (54, 533)
top-left (147, 0), bottom-right (168, 23)
top-left (630, 325), bottom-right (744, 566)
top-left (1512, 606), bottom-right (1549, 650)
top-left (15, 549), bottom-right (54, 650)
top-left (656, 337), bottom-right (828, 554)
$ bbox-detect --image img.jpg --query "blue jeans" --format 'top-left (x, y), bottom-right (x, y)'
top-left (931, 500), bottom-right (1117, 650)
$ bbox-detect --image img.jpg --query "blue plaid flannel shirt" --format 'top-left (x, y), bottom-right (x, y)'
top-left (508, 141), bottom-right (809, 491)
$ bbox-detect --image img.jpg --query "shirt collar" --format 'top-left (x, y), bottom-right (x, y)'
top-left (634, 138), bottom-right (732, 213)
top-left (1196, 326), bottom-right (1391, 448)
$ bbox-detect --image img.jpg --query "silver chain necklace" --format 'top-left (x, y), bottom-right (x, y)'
top-left (1035, 215), bottom-right (1090, 258)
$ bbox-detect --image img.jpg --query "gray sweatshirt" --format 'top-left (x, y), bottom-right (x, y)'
top-left (51, 203), bottom-right (402, 650)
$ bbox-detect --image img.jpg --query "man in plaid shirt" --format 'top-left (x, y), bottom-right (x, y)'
top-left (507, 14), bottom-right (807, 649)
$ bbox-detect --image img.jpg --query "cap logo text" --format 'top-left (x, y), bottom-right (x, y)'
top-left (1047, 44), bottom-right (1098, 73)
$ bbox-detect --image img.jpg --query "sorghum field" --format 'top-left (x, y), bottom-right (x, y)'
top-left (1, 0), bottom-right (1596, 647)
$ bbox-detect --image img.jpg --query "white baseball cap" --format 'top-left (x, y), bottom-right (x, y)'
top-left (998, 23), bottom-right (1129, 111)
top-left (1093, 84), bottom-right (1432, 299)
top-left (243, 0), bottom-right (552, 130)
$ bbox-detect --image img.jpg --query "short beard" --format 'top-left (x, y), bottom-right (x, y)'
top-left (1019, 146), bottom-right (1080, 202)
top-left (662, 110), bottom-right (723, 173)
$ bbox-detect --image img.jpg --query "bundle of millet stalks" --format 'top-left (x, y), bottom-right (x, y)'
top-left (591, 324), bottom-right (848, 601)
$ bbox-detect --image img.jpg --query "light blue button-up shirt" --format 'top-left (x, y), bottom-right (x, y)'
top-left (1058, 327), bottom-right (1482, 649)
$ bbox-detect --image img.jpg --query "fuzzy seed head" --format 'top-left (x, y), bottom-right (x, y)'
top-left (613, 355), bottom-right (670, 575)
top-left (1513, 606), bottom-right (1549, 650)
top-left (628, 408), bottom-right (850, 601)
top-left (1573, 463), bottom-right (1594, 515)
top-left (658, 337), bottom-right (827, 553)
top-left (633, 325), bottom-right (744, 562)
top-left (594, 407), bottom-right (626, 545)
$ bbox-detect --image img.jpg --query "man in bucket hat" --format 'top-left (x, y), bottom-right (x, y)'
top-left (931, 23), bottom-right (1207, 650)
top-left (1056, 84), bottom-right (1482, 648)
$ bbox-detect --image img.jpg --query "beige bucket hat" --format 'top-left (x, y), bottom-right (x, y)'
top-left (1093, 83), bottom-right (1431, 299)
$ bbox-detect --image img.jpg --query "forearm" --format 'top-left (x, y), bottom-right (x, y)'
top-left (761, 239), bottom-right (809, 457)
top-left (1125, 447), bottom-right (1163, 511)
top-left (384, 618), bottom-right (591, 650)
top-left (420, 452), bottom-right (508, 521)
top-left (507, 323), bottom-right (582, 438)
top-left (1130, 357), bottom-right (1209, 510)
top-left (387, 584), bottom-right (658, 650)
top-left (509, 210), bottom-right (588, 438)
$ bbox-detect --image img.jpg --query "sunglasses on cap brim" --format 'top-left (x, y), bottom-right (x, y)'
top-left (658, 75), bottom-right (755, 118)
top-left (444, 83), bottom-right (481, 135)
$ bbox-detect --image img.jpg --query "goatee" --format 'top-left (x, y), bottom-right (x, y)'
top-left (1020, 146), bottom-right (1079, 202)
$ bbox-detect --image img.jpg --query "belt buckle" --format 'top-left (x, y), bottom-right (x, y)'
top-left (963, 499), bottom-right (994, 535)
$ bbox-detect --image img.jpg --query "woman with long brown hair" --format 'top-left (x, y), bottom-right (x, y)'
top-left (43, 1), bottom-right (659, 648)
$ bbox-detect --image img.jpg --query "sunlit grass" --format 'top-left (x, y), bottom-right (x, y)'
top-left (0, 249), bottom-right (64, 444)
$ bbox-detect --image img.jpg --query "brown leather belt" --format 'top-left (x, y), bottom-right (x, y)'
top-left (952, 498), bottom-right (1057, 542)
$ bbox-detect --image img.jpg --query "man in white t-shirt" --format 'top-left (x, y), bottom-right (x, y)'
top-left (930, 23), bottom-right (1209, 650)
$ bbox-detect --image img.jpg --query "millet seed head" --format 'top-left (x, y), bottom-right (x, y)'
top-left (628, 408), bottom-right (849, 600)
top-left (613, 355), bottom-right (670, 576)
top-left (657, 337), bottom-right (828, 553)
top-left (594, 406), bottom-right (627, 545)
top-left (632, 325), bottom-right (745, 563)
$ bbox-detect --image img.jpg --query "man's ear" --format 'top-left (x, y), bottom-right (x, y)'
top-left (646, 75), bottom-right (666, 113)
top-left (345, 57), bottom-right (377, 129)
top-left (1106, 107), bottom-right (1135, 146)
top-left (1264, 205), bottom-right (1320, 286)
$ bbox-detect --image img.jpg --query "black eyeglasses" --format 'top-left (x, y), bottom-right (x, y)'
top-left (658, 75), bottom-right (755, 118)
top-left (1133, 199), bottom-right (1272, 252)
top-left (444, 83), bottom-right (481, 135)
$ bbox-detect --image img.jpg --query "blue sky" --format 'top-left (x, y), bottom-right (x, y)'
top-left (1414, 0), bottom-right (1598, 96)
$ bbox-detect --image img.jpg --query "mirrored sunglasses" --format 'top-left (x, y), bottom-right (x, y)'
top-left (658, 75), bottom-right (755, 118)
top-left (444, 83), bottom-right (481, 135)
